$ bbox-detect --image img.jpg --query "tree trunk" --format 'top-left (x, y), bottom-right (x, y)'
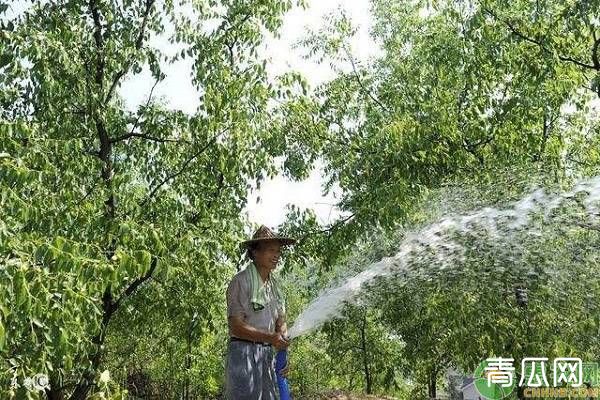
top-left (46, 389), bottom-right (64, 400)
top-left (359, 312), bottom-right (372, 395)
top-left (428, 368), bottom-right (437, 399)
top-left (69, 286), bottom-right (115, 400)
top-left (516, 385), bottom-right (526, 400)
top-left (184, 329), bottom-right (192, 400)
top-left (69, 2), bottom-right (117, 397)
top-left (45, 385), bottom-right (64, 400)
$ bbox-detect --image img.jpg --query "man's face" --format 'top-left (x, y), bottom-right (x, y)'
top-left (252, 241), bottom-right (282, 271)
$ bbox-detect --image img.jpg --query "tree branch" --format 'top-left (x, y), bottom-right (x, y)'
top-left (484, 7), bottom-right (598, 71)
top-left (219, 11), bottom-right (253, 38)
top-left (343, 45), bottom-right (390, 113)
top-left (187, 171), bottom-right (225, 225)
top-left (113, 76), bottom-right (160, 143)
top-left (110, 76), bottom-right (187, 146)
top-left (110, 131), bottom-right (190, 144)
top-left (112, 256), bottom-right (158, 311)
top-left (88, 0), bottom-right (105, 88)
top-left (294, 212), bottom-right (356, 248)
top-left (592, 33), bottom-right (600, 70)
top-left (462, 135), bottom-right (493, 165)
top-left (140, 128), bottom-right (229, 207)
top-left (535, 111), bottom-right (559, 161)
top-left (88, 0), bottom-right (116, 220)
top-left (104, 0), bottom-right (156, 104)
top-left (573, 222), bottom-right (600, 232)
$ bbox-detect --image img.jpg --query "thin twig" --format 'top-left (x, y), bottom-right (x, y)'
top-left (483, 7), bottom-right (598, 71)
top-left (343, 45), bottom-right (390, 113)
top-left (112, 77), bottom-right (160, 143)
top-left (110, 131), bottom-right (190, 144)
top-left (140, 128), bottom-right (229, 207)
top-left (295, 212), bottom-right (356, 248)
top-left (104, 0), bottom-right (156, 104)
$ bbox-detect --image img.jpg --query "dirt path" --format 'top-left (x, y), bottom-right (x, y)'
top-left (298, 390), bottom-right (398, 399)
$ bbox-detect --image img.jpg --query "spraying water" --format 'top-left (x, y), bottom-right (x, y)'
top-left (287, 176), bottom-right (600, 339)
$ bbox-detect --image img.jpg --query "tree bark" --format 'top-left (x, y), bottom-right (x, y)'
top-left (428, 368), bottom-right (437, 399)
top-left (359, 312), bottom-right (372, 395)
top-left (68, 1), bottom-right (158, 397)
top-left (45, 382), bottom-right (64, 400)
top-left (183, 315), bottom-right (194, 400)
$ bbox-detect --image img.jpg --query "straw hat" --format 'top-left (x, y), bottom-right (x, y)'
top-left (241, 225), bottom-right (297, 248)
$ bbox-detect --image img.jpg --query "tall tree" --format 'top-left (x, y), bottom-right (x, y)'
top-left (277, 1), bottom-right (600, 396)
top-left (0, 0), bottom-right (302, 398)
top-left (280, 0), bottom-right (600, 267)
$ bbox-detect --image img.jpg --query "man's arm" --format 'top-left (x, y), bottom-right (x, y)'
top-left (229, 316), bottom-right (288, 348)
top-left (226, 276), bottom-right (288, 348)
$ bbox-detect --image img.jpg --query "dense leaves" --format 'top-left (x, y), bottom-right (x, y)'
top-left (1, 0), bottom-right (302, 398)
top-left (277, 0), bottom-right (600, 398)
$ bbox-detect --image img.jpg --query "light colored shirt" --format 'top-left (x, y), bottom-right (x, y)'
top-left (226, 265), bottom-right (284, 336)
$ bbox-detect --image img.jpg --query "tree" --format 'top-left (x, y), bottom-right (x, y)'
top-left (275, 3), bottom-right (600, 393)
top-left (0, 0), bottom-right (303, 398)
top-left (279, 0), bottom-right (600, 268)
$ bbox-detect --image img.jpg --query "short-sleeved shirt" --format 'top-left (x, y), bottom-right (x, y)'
top-left (226, 266), bottom-right (284, 337)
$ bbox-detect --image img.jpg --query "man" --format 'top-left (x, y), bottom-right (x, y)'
top-left (225, 225), bottom-right (296, 400)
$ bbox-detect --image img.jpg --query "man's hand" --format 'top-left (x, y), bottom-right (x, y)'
top-left (281, 360), bottom-right (291, 377)
top-left (269, 332), bottom-right (289, 350)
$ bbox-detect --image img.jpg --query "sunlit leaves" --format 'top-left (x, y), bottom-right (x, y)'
top-left (0, 0), bottom-right (302, 397)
